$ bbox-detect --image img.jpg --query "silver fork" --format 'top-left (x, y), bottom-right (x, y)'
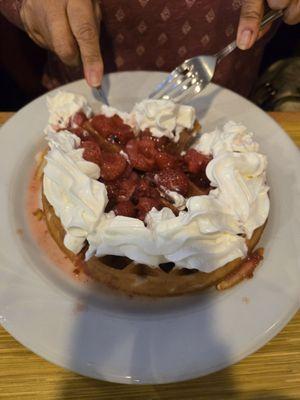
top-left (148, 9), bottom-right (283, 104)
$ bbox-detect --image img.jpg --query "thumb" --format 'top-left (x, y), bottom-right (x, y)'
top-left (237, 0), bottom-right (264, 50)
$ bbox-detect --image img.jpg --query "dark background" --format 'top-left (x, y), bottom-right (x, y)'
top-left (0, 13), bottom-right (299, 111)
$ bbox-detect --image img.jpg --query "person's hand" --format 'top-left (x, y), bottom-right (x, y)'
top-left (20, 0), bottom-right (103, 87)
top-left (237, 0), bottom-right (300, 50)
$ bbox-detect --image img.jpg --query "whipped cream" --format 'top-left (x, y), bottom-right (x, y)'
top-left (100, 104), bottom-right (131, 123)
top-left (193, 121), bottom-right (269, 238)
top-left (131, 99), bottom-right (196, 142)
top-left (165, 190), bottom-right (186, 210)
top-left (47, 91), bottom-right (92, 130)
top-left (43, 130), bottom-right (107, 253)
top-left (193, 121), bottom-right (259, 156)
top-left (99, 99), bottom-right (196, 142)
top-left (43, 93), bottom-right (269, 273)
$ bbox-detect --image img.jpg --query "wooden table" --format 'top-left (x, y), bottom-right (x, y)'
top-left (0, 112), bottom-right (299, 400)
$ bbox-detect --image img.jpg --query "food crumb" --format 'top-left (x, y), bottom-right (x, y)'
top-left (16, 228), bottom-right (23, 236)
top-left (242, 296), bottom-right (250, 304)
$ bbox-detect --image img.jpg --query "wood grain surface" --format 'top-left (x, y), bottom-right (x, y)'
top-left (0, 111), bottom-right (299, 400)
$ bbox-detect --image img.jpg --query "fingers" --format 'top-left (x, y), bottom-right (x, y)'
top-left (20, 0), bottom-right (103, 84)
top-left (237, 0), bottom-right (264, 50)
top-left (268, 0), bottom-right (300, 26)
top-left (267, 0), bottom-right (291, 8)
top-left (67, 0), bottom-right (103, 87)
top-left (21, 0), bottom-right (80, 66)
top-left (283, 0), bottom-right (300, 24)
top-left (20, 0), bottom-right (48, 48)
top-left (46, 4), bottom-right (80, 66)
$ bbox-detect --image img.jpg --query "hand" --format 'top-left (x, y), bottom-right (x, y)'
top-left (237, 0), bottom-right (300, 50)
top-left (20, 0), bottom-right (103, 87)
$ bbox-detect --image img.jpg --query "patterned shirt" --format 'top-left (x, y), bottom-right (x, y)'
top-left (0, 0), bottom-right (278, 96)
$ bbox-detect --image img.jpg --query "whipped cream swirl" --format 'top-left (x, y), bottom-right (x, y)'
top-left (43, 131), bottom-right (107, 253)
top-left (194, 121), bottom-right (269, 238)
top-left (131, 99), bottom-right (196, 141)
top-left (43, 93), bottom-right (269, 273)
top-left (47, 91), bottom-right (92, 130)
top-left (100, 99), bottom-right (196, 142)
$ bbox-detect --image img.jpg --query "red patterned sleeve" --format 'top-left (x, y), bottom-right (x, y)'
top-left (0, 0), bottom-right (24, 29)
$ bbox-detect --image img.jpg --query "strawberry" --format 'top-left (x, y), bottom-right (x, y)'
top-left (140, 130), bottom-right (170, 148)
top-left (126, 138), bottom-right (157, 172)
top-left (155, 151), bottom-right (177, 170)
top-left (91, 114), bottom-right (114, 138)
top-left (91, 114), bottom-right (134, 145)
top-left (71, 111), bottom-right (88, 127)
top-left (155, 168), bottom-right (189, 196)
top-left (117, 172), bottom-right (140, 202)
top-left (81, 141), bottom-right (102, 165)
top-left (184, 148), bottom-right (211, 174)
top-left (133, 178), bottom-right (160, 200)
top-left (113, 201), bottom-right (136, 218)
top-left (100, 152), bottom-right (127, 181)
top-left (136, 197), bottom-right (162, 221)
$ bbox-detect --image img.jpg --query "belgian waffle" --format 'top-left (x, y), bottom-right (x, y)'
top-left (39, 112), bottom-right (266, 296)
top-left (42, 191), bottom-right (264, 296)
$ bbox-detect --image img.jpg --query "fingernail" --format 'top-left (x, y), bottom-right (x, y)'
top-left (86, 67), bottom-right (101, 87)
top-left (238, 29), bottom-right (252, 50)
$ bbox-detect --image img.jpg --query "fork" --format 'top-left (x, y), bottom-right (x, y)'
top-left (148, 9), bottom-right (283, 104)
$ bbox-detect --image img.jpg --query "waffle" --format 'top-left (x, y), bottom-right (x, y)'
top-left (42, 192), bottom-right (265, 296)
top-left (40, 117), bottom-right (266, 296)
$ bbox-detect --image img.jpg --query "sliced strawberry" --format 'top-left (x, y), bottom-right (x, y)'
top-left (91, 114), bottom-right (135, 145)
top-left (155, 168), bottom-right (189, 196)
top-left (140, 130), bottom-right (170, 149)
top-left (91, 114), bottom-right (114, 138)
top-left (139, 137), bottom-right (158, 158)
top-left (184, 148), bottom-right (211, 174)
top-left (133, 178), bottom-right (160, 200)
top-left (82, 141), bottom-right (102, 165)
top-left (125, 138), bottom-right (157, 172)
top-left (121, 163), bottom-right (131, 178)
top-left (155, 151), bottom-right (177, 170)
top-left (100, 152), bottom-right (127, 181)
top-left (136, 197), bottom-right (162, 221)
top-left (117, 172), bottom-right (140, 202)
top-left (71, 111), bottom-right (88, 127)
top-left (105, 172), bottom-right (139, 203)
top-left (113, 201), bottom-right (136, 218)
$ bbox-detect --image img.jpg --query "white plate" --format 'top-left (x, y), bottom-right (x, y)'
top-left (0, 72), bottom-right (299, 384)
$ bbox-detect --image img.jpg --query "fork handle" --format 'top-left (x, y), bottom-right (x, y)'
top-left (215, 9), bottom-right (284, 63)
